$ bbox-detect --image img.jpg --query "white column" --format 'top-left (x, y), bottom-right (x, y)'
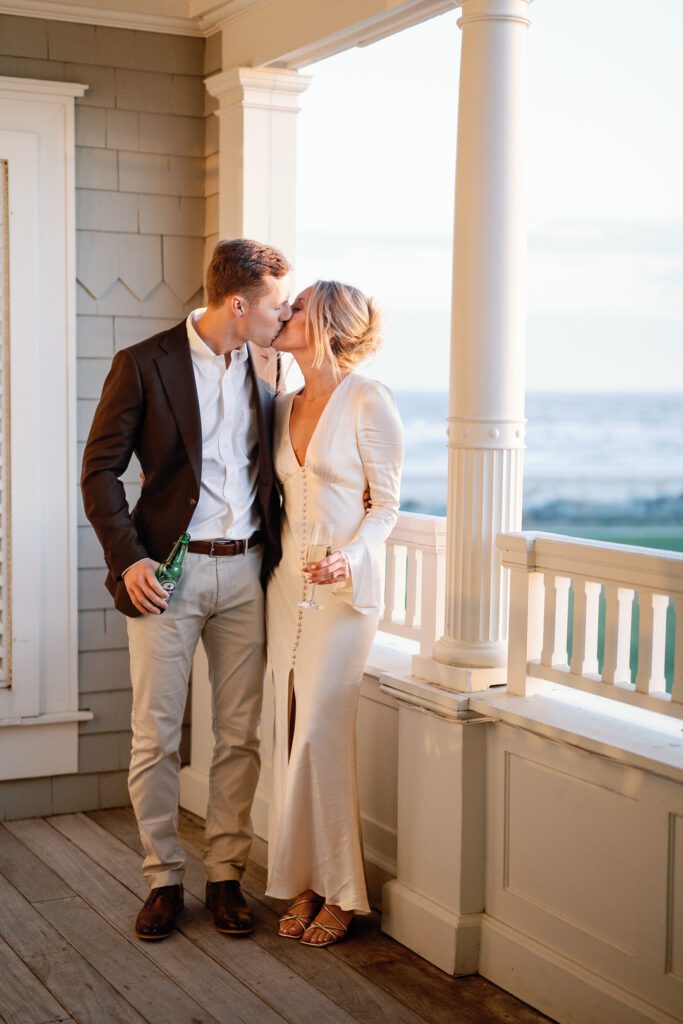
top-left (205, 66), bottom-right (311, 255)
top-left (382, 0), bottom-right (532, 977)
top-left (413, 0), bottom-right (531, 693)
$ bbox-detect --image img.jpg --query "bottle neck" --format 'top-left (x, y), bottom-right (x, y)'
top-left (169, 537), bottom-right (189, 567)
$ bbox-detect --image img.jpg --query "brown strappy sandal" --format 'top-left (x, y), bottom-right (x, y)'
top-left (278, 895), bottom-right (324, 939)
top-left (300, 904), bottom-right (352, 948)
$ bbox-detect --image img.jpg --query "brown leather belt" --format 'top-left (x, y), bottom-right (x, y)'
top-left (187, 532), bottom-right (264, 557)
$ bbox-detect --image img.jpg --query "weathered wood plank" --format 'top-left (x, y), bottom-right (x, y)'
top-left (0, 933), bottom-right (67, 1024)
top-left (96, 808), bottom-right (430, 1024)
top-left (36, 896), bottom-right (220, 1024)
top-left (0, 870), bottom-right (151, 1024)
top-left (0, 872), bottom-right (71, 960)
top-left (7, 817), bottom-right (285, 1024)
top-left (48, 813), bottom-right (356, 1024)
top-left (25, 949), bottom-right (150, 1024)
top-left (0, 824), bottom-right (73, 903)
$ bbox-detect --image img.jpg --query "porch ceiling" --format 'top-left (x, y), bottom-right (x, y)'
top-left (0, 0), bottom-right (459, 53)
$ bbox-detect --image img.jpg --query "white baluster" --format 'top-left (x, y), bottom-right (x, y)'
top-left (405, 546), bottom-right (419, 630)
top-left (672, 595), bottom-right (683, 705)
top-left (602, 582), bottom-right (619, 684)
top-left (570, 579), bottom-right (586, 676)
top-left (540, 571), bottom-right (556, 667)
top-left (553, 576), bottom-right (571, 667)
top-left (383, 541), bottom-right (396, 624)
top-left (541, 573), bottom-right (569, 669)
top-left (378, 541), bottom-right (387, 617)
top-left (394, 545), bottom-right (407, 624)
top-left (418, 545), bottom-right (445, 658)
top-left (635, 590), bottom-right (655, 695)
top-left (615, 587), bottom-right (635, 685)
top-left (583, 581), bottom-right (601, 677)
top-left (649, 593), bottom-right (669, 696)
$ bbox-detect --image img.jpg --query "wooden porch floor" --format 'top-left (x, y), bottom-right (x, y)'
top-left (0, 808), bottom-right (553, 1024)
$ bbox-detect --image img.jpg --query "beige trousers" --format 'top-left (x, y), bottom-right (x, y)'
top-left (126, 547), bottom-right (265, 888)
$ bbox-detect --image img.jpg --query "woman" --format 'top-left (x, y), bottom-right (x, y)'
top-left (265, 280), bottom-right (403, 947)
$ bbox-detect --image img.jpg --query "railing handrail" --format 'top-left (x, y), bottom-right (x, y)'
top-left (390, 510), bottom-right (448, 548)
top-left (498, 531), bottom-right (683, 593)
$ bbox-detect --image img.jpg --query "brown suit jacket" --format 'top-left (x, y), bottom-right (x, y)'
top-left (81, 320), bottom-right (282, 617)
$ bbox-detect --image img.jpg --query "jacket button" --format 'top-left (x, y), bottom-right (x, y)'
top-left (189, 498), bottom-right (197, 506)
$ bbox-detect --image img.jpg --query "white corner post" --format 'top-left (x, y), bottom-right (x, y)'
top-left (205, 66), bottom-right (311, 255)
top-left (381, 0), bottom-right (532, 976)
top-left (380, 676), bottom-right (488, 975)
top-left (413, 0), bottom-right (531, 694)
top-left (179, 65), bottom-right (310, 827)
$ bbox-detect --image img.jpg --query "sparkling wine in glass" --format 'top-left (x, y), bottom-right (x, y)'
top-left (299, 522), bottom-right (333, 610)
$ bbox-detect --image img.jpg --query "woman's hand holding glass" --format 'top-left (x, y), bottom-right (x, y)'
top-left (306, 549), bottom-right (350, 586)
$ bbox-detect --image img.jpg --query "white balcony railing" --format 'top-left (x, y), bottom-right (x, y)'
top-left (498, 531), bottom-right (683, 719)
top-left (379, 511), bottom-right (447, 656)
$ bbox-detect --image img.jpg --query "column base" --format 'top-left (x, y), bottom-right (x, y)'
top-left (412, 653), bottom-right (508, 693)
top-left (382, 879), bottom-right (482, 975)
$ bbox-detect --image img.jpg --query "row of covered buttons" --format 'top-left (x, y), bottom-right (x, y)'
top-left (291, 465), bottom-right (308, 668)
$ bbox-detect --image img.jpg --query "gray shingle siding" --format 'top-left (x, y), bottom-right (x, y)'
top-left (0, 14), bottom-right (213, 820)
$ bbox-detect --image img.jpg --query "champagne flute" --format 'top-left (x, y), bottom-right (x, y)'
top-left (299, 522), bottom-right (334, 610)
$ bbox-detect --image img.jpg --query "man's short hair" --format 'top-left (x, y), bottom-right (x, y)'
top-left (206, 238), bottom-right (290, 306)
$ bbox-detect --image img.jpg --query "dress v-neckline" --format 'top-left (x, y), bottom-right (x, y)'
top-left (287, 374), bottom-right (353, 469)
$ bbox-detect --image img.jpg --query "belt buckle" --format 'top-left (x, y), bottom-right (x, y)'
top-left (209, 540), bottom-right (216, 557)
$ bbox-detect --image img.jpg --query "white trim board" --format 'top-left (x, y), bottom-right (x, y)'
top-left (0, 0), bottom-right (457, 50)
top-left (0, 76), bottom-right (82, 778)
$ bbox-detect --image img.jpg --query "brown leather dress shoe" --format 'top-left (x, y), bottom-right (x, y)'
top-left (135, 884), bottom-right (184, 940)
top-left (205, 879), bottom-right (253, 935)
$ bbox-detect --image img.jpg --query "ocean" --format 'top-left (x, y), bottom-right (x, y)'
top-left (396, 391), bottom-right (683, 550)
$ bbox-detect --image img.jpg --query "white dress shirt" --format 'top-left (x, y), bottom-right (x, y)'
top-left (186, 308), bottom-right (260, 541)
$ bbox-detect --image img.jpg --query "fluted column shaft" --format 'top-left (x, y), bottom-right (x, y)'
top-left (414, 0), bottom-right (531, 693)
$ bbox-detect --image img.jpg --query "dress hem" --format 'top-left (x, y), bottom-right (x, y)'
top-left (265, 882), bottom-right (371, 915)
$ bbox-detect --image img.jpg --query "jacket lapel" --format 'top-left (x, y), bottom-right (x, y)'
top-left (154, 321), bottom-right (202, 489)
top-left (247, 342), bottom-right (273, 484)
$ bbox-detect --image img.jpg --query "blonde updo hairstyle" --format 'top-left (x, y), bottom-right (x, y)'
top-left (306, 280), bottom-right (383, 379)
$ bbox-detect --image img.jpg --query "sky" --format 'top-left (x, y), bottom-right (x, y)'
top-left (293, 0), bottom-right (683, 392)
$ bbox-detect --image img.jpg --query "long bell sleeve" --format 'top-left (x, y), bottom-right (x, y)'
top-left (336, 380), bottom-right (404, 614)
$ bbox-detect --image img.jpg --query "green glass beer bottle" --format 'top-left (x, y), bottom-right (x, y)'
top-left (155, 533), bottom-right (190, 607)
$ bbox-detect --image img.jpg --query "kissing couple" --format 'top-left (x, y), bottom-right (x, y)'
top-left (81, 238), bottom-right (404, 948)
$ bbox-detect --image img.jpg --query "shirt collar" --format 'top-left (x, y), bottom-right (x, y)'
top-left (186, 308), bottom-right (249, 369)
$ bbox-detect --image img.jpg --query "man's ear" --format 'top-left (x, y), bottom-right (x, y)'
top-left (230, 294), bottom-right (245, 316)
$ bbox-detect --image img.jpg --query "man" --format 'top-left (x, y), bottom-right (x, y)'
top-left (81, 238), bottom-right (291, 940)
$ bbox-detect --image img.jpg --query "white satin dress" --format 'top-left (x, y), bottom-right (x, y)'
top-left (265, 372), bottom-right (403, 913)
